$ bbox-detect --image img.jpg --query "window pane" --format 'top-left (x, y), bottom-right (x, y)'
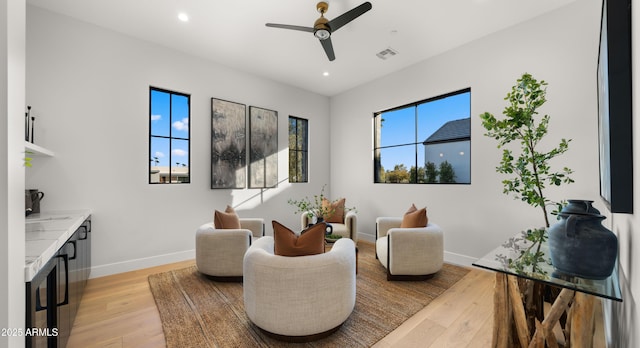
top-left (289, 149), bottom-right (297, 180)
top-left (151, 90), bottom-right (170, 137)
top-left (288, 116), bottom-right (308, 183)
top-left (379, 107), bottom-right (415, 147)
top-left (299, 151), bottom-right (308, 182)
top-left (417, 91), bottom-right (470, 142)
top-left (297, 120), bottom-right (307, 150)
top-left (150, 137), bottom-right (169, 183)
top-left (171, 139), bottom-right (189, 183)
top-left (419, 91), bottom-right (471, 184)
top-left (288, 118), bottom-right (297, 149)
top-left (377, 145), bottom-right (415, 183)
top-left (171, 94), bottom-right (189, 140)
top-left (289, 150), bottom-right (306, 183)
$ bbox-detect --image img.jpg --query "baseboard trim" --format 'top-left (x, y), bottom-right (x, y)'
top-left (356, 232), bottom-right (376, 243)
top-left (444, 251), bottom-right (477, 267)
top-left (89, 240), bottom-right (478, 278)
top-left (357, 232), bottom-right (478, 268)
top-left (89, 249), bottom-right (195, 278)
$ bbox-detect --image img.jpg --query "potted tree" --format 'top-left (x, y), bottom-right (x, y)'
top-left (480, 73), bottom-right (574, 339)
top-left (480, 73), bottom-right (573, 273)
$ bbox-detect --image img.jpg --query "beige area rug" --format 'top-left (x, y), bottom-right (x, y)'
top-left (148, 242), bottom-right (469, 347)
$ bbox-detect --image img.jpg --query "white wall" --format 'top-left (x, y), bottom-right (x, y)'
top-left (25, 6), bottom-right (330, 277)
top-left (0, 0), bottom-right (26, 347)
top-left (330, 0), bottom-right (602, 265)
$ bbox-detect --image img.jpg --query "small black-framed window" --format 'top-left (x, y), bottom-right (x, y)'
top-left (289, 116), bottom-right (308, 183)
top-left (149, 87), bottom-right (190, 184)
top-left (374, 88), bottom-right (471, 184)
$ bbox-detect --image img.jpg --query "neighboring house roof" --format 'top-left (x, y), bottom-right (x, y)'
top-left (423, 118), bottom-right (471, 144)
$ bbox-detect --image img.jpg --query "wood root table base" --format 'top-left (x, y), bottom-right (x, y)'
top-left (492, 273), bottom-right (597, 348)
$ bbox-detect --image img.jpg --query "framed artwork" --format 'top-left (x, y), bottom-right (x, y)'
top-left (249, 106), bottom-right (278, 188)
top-left (211, 98), bottom-right (246, 189)
top-left (597, 0), bottom-right (633, 213)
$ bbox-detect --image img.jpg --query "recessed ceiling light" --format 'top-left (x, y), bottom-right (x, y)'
top-left (323, 72), bottom-right (329, 77)
top-left (178, 13), bottom-right (189, 22)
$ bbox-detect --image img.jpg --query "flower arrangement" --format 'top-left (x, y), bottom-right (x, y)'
top-left (287, 185), bottom-right (355, 222)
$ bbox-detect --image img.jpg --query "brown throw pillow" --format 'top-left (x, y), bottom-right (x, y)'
top-left (322, 198), bottom-right (346, 223)
top-left (400, 204), bottom-right (428, 228)
top-left (405, 203), bottom-right (418, 215)
top-left (273, 220), bottom-right (325, 256)
top-left (214, 205), bottom-right (241, 229)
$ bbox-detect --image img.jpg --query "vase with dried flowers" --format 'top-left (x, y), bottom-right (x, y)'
top-left (287, 185), bottom-right (356, 224)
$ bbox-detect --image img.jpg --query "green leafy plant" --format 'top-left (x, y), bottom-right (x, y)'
top-left (24, 151), bottom-right (33, 167)
top-left (325, 234), bottom-right (343, 240)
top-left (480, 73), bottom-right (574, 274)
top-left (497, 228), bottom-right (550, 278)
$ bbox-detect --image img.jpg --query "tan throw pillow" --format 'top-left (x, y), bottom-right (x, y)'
top-left (322, 198), bottom-right (345, 223)
top-left (214, 205), bottom-right (241, 229)
top-left (405, 203), bottom-right (418, 215)
top-left (400, 204), bottom-right (428, 228)
top-left (273, 220), bottom-right (325, 256)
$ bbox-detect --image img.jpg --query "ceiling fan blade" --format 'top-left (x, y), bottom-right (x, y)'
top-left (328, 2), bottom-right (372, 32)
top-left (320, 37), bottom-right (336, 61)
top-left (265, 23), bottom-right (314, 33)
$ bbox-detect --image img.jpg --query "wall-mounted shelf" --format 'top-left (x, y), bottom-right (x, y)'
top-left (25, 141), bottom-right (54, 157)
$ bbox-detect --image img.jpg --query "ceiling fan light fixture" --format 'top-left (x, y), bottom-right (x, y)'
top-left (265, 1), bottom-right (372, 61)
top-left (314, 29), bottom-right (331, 40)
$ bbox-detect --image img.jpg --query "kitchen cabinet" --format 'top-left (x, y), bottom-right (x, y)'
top-left (26, 215), bottom-right (91, 348)
top-left (25, 258), bottom-right (56, 348)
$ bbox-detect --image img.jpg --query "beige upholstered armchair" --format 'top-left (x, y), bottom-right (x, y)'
top-left (195, 218), bottom-right (264, 281)
top-left (243, 236), bottom-right (356, 341)
top-left (300, 211), bottom-right (358, 242)
top-left (375, 217), bottom-right (443, 281)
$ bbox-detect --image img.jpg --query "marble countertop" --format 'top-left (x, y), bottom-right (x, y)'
top-left (25, 209), bottom-right (92, 282)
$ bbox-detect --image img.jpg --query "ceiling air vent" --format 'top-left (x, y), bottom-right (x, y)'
top-left (376, 47), bottom-right (398, 60)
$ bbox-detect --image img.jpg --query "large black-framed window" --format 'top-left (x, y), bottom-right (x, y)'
top-left (289, 116), bottom-right (308, 183)
top-left (149, 87), bottom-right (190, 184)
top-left (374, 88), bottom-right (471, 184)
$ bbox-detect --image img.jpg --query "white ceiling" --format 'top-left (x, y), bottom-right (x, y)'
top-left (26, 0), bottom-right (577, 97)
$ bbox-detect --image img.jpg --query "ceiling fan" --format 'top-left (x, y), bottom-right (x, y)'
top-left (266, 1), bottom-right (373, 61)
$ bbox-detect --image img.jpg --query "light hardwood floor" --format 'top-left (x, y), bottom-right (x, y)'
top-left (66, 244), bottom-right (604, 348)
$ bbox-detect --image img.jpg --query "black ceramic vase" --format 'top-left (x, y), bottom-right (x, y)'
top-left (310, 217), bottom-right (333, 236)
top-left (548, 200), bottom-right (618, 280)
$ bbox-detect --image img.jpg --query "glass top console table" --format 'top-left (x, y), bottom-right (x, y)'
top-left (473, 231), bottom-right (622, 347)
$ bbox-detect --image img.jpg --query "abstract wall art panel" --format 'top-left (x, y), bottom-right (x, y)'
top-left (211, 98), bottom-right (247, 189)
top-left (249, 106), bottom-right (278, 188)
